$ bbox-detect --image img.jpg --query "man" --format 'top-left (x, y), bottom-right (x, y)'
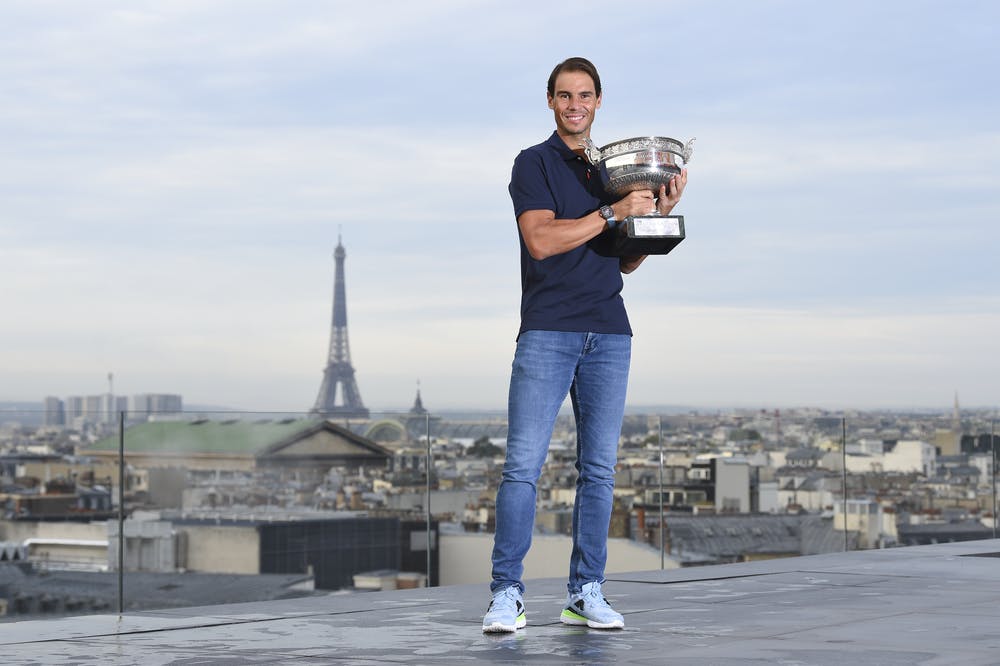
top-left (482, 57), bottom-right (688, 633)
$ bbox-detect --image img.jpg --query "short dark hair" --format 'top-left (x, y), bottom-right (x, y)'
top-left (547, 57), bottom-right (601, 98)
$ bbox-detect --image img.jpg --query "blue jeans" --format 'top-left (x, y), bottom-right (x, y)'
top-left (490, 330), bottom-right (631, 595)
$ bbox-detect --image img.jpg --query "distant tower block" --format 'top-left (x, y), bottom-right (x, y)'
top-left (311, 236), bottom-right (369, 419)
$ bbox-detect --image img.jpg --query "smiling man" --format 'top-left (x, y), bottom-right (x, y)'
top-left (482, 57), bottom-right (688, 633)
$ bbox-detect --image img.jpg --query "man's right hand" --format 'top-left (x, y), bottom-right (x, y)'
top-left (611, 190), bottom-right (657, 221)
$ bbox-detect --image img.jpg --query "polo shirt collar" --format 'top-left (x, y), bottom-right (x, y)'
top-left (545, 131), bottom-right (584, 162)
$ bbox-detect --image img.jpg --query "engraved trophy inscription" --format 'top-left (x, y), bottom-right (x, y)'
top-left (581, 136), bottom-right (695, 256)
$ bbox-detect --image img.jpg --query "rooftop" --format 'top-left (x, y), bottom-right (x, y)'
top-left (82, 418), bottom-right (389, 459)
top-left (4, 539), bottom-right (1000, 664)
top-left (84, 418), bottom-right (321, 454)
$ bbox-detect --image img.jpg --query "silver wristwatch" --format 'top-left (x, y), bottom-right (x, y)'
top-left (599, 205), bottom-right (617, 229)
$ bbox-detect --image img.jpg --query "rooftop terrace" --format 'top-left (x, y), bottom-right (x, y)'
top-left (3, 539), bottom-right (1000, 664)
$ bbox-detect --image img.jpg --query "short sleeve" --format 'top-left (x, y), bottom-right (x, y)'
top-left (508, 149), bottom-right (556, 219)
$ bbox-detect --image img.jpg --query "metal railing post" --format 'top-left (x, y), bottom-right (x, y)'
top-left (658, 415), bottom-right (665, 569)
top-left (992, 419), bottom-right (997, 540)
top-left (842, 417), bottom-right (848, 552)
top-left (117, 410), bottom-right (126, 615)
top-left (425, 413), bottom-right (432, 587)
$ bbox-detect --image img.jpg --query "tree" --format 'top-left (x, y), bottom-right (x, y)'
top-left (729, 428), bottom-right (761, 442)
top-left (466, 435), bottom-right (502, 458)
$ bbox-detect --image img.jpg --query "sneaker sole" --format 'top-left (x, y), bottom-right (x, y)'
top-left (482, 614), bottom-right (527, 633)
top-left (560, 609), bottom-right (624, 630)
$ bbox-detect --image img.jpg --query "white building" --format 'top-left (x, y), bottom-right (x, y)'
top-left (834, 498), bottom-right (897, 549)
top-left (438, 532), bottom-right (674, 586)
top-left (128, 394), bottom-right (183, 418)
top-left (776, 472), bottom-right (839, 512)
top-left (845, 440), bottom-right (936, 476)
top-left (714, 458), bottom-right (751, 513)
top-left (969, 454), bottom-right (995, 487)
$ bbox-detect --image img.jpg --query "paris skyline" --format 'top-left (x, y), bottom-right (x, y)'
top-left (1, 2), bottom-right (997, 412)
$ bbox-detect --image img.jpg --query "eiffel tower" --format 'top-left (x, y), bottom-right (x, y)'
top-left (311, 235), bottom-right (369, 419)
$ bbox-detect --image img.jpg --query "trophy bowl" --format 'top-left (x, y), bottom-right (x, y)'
top-left (581, 136), bottom-right (694, 257)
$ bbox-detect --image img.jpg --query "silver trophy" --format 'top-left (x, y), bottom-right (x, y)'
top-left (581, 136), bottom-right (695, 256)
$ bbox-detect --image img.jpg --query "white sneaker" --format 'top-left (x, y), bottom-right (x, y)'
top-left (482, 586), bottom-right (527, 633)
top-left (560, 581), bottom-right (624, 629)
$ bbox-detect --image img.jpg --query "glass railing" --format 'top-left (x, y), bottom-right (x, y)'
top-left (0, 406), bottom-right (996, 622)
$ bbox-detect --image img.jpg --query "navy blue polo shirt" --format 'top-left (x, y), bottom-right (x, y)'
top-left (509, 131), bottom-right (631, 338)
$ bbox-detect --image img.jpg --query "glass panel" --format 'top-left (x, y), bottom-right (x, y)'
top-left (1, 404), bottom-right (997, 619)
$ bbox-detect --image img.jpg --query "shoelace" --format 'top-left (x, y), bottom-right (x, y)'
top-left (493, 586), bottom-right (520, 609)
top-left (581, 585), bottom-right (612, 609)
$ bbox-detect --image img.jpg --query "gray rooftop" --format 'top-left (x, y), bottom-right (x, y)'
top-left (4, 539), bottom-right (1000, 664)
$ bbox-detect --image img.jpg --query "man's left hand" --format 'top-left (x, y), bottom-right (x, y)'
top-left (656, 167), bottom-right (688, 215)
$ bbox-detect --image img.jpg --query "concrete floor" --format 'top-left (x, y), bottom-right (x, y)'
top-left (3, 539), bottom-right (1000, 665)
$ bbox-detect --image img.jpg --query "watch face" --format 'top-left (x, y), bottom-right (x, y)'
top-left (600, 205), bottom-right (614, 220)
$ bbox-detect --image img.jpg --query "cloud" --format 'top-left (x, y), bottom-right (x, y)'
top-left (1, 1), bottom-right (997, 411)
top-left (628, 303), bottom-right (1000, 408)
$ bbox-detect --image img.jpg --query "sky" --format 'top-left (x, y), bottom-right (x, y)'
top-left (1, 1), bottom-right (997, 413)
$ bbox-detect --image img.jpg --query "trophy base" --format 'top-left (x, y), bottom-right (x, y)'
top-left (610, 214), bottom-right (686, 256)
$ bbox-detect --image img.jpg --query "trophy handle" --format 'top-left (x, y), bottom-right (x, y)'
top-left (579, 138), bottom-right (602, 165)
top-left (680, 138), bottom-right (696, 164)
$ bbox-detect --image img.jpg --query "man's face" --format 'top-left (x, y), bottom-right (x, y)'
top-left (548, 70), bottom-right (601, 140)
